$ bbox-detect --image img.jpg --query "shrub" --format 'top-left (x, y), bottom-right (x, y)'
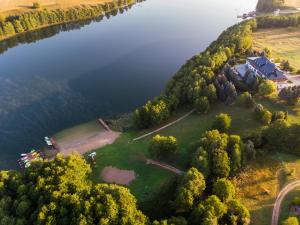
top-left (0, 15), bottom-right (5, 23)
top-left (32, 2), bottom-right (41, 9)
top-left (149, 135), bottom-right (177, 159)
top-left (261, 110), bottom-right (272, 125)
top-left (237, 92), bottom-right (255, 108)
top-left (213, 178), bottom-right (235, 201)
top-left (213, 113), bottom-right (232, 132)
top-left (254, 104), bottom-right (272, 125)
top-left (194, 96), bottom-right (210, 113)
top-left (281, 217), bottom-right (299, 225)
top-left (272, 111), bottom-right (287, 121)
top-left (258, 80), bottom-right (277, 96)
top-left (243, 140), bottom-right (256, 163)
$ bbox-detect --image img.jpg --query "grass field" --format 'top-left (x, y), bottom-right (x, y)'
top-left (253, 27), bottom-right (300, 72)
top-left (89, 102), bottom-right (263, 202)
top-left (233, 152), bottom-right (300, 225)
top-left (285, 0), bottom-right (300, 8)
top-left (0, 0), bottom-right (109, 15)
top-left (256, 96), bottom-right (300, 124)
top-left (234, 156), bottom-right (282, 225)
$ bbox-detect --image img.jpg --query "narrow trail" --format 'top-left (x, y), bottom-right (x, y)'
top-left (146, 159), bottom-right (183, 175)
top-left (271, 180), bottom-right (300, 225)
top-left (133, 109), bottom-right (195, 141)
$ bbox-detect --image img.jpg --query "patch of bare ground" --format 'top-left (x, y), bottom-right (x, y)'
top-left (101, 166), bottom-right (136, 186)
top-left (57, 131), bottom-right (120, 156)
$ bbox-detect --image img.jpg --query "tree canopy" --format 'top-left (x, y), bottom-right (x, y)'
top-left (0, 154), bottom-right (147, 225)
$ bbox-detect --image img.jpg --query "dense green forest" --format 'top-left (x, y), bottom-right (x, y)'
top-left (0, 0), bottom-right (144, 41)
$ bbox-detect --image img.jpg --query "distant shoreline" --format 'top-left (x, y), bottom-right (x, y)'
top-left (0, 0), bottom-right (142, 42)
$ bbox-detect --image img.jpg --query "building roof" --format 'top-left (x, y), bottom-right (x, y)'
top-left (247, 56), bottom-right (287, 81)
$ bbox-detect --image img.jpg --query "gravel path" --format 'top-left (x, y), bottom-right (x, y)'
top-left (271, 180), bottom-right (300, 225)
top-left (146, 159), bottom-right (183, 175)
top-left (133, 109), bottom-right (195, 141)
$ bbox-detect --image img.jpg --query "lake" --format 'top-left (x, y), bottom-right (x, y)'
top-left (0, 0), bottom-right (257, 169)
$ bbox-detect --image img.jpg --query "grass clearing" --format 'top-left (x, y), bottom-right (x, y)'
top-left (256, 96), bottom-right (300, 124)
top-left (90, 102), bottom-right (262, 202)
top-left (234, 152), bottom-right (300, 225)
top-left (234, 156), bottom-right (282, 225)
top-left (253, 27), bottom-right (300, 72)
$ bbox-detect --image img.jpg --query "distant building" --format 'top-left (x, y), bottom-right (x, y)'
top-left (274, 8), bottom-right (280, 16)
top-left (234, 56), bottom-right (287, 82)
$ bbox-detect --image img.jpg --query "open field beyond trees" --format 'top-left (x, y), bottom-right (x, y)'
top-left (253, 27), bottom-right (300, 72)
top-left (0, 0), bottom-right (110, 15)
top-left (285, 0), bottom-right (300, 8)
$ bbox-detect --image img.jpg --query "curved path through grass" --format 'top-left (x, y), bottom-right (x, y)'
top-left (272, 180), bottom-right (300, 225)
top-left (145, 159), bottom-right (183, 175)
top-left (133, 109), bottom-right (195, 141)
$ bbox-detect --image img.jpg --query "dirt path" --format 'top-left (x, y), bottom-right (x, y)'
top-left (146, 159), bottom-right (183, 175)
top-left (133, 109), bottom-right (195, 141)
top-left (271, 180), bottom-right (300, 225)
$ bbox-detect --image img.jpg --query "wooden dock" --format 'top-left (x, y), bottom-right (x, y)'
top-left (97, 118), bottom-right (111, 132)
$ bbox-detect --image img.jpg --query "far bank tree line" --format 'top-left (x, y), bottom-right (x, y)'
top-left (0, 0), bottom-right (145, 40)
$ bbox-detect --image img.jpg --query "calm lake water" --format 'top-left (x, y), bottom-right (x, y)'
top-left (0, 0), bottom-right (257, 169)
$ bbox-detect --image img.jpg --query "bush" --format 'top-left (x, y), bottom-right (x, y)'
top-left (149, 135), bottom-right (177, 159)
top-left (273, 111), bottom-right (288, 121)
top-left (281, 217), bottom-right (299, 225)
top-left (194, 96), bottom-right (210, 113)
top-left (237, 92), bottom-right (255, 108)
top-left (254, 104), bottom-right (272, 125)
top-left (261, 110), bottom-right (272, 125)
top-left (213, 113), bottom-right (232, 132)
top-left (32, 2), bottom-right (41, 9)
top-left (258, 80), bottom-right (277, 96)
top-left (0, 15), bottom-right (5, 23)
top-left (213, 178), bottom-right (235, 201)
top-left (243, 140), bottom-right (256, 163)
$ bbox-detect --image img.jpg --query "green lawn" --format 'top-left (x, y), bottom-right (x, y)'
top-left (90, 102), bottom-right (262, 202)
top-left (256, 96), bottom-right (300, 124)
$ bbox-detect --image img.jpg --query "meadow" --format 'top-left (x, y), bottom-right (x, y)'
top-left (86, 95), bottom-right (300, 222)
top-left (253, 27), bottom-right (300, 72)
top-left (89, 102), bottom-right (263, 203)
